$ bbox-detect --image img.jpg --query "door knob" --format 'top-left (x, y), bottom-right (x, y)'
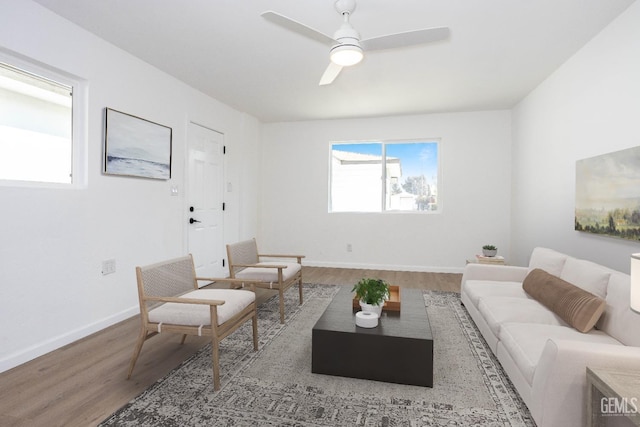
top-left (189, 218), bottom-right (201, 224)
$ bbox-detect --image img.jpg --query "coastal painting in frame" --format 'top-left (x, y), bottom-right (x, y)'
top-left (104, 108), bottom-right (172, 180)
top-left (575, 146), bottom-right (640, 241)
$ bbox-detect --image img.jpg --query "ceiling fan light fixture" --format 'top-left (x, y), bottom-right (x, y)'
top-left (330, 44), bottom-right (363, 66)
top-left (262, 0), bottom-right (450, 86)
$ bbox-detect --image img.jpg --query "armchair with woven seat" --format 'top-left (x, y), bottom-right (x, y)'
top-left (127, 254), bottom-right (258, 390)
top-left (226, 238), bottom-right (304, 324)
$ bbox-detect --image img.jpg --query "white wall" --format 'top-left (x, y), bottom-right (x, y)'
top-left (511, 1), bottom-right (640, 271)
top-left (261, 111), bottom-right (512, 272)
top-left (0, 0), bottom-right (260, 372)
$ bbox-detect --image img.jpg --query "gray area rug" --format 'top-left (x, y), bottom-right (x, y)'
top-left (101, 284), bottom-right (535, 426)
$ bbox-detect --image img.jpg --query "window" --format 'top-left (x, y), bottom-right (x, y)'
top-left (0, 54), bottom-right (85, 187)
top-left (330, 140), bottom-right (439, 213)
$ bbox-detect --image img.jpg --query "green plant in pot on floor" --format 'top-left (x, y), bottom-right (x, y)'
top-left (352, 278), bottom-right (390, 317)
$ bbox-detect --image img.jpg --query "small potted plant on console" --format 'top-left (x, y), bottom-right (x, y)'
top-left (482, 244), bottom-right (498, 257)
top-left (352, 278), bottom-right (390, 317)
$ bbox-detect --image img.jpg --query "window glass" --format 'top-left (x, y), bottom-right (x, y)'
top-left (330, 140), bottom-right (439, 213)
top-left (330, 143), bottom-right (382, 212)
top-left (0, 61), bottom-right (74, 185)
top-left (385, 142), bottom-right (438, 212)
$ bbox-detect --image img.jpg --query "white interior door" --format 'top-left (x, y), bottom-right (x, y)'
top-left (187, 122), bottom-right (225, 280)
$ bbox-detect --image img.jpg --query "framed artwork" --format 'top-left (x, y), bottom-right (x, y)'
top-left (575, 146), bottom-right (640, 241)
top-left (104, 108), bottom-right (172, 180)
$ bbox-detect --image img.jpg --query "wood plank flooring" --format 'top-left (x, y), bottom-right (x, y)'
top-left (0, 267), bottom-right (461, 427)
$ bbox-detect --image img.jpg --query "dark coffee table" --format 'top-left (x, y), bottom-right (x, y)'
top-left (312, 286), bottom-right (433, 387)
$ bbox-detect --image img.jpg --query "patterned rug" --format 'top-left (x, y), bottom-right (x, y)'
top-left (101, 284), bottom-right (535, 426)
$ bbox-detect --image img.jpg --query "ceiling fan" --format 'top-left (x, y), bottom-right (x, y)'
top-left (261, 0), bottom-right (450, 86)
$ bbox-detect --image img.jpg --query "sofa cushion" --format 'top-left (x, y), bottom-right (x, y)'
top-left (597, 272), bottom-right (640, 346)
top-left (523, 269), bottom-right (606, 333)
top-left (528, 247), bottom-right (568, 276)
top-left (559, 257), bottom-right (610, 299)
top-left (462, 280), bottom-right (529, 307)
top-left (498, 323), bottom-right (622, 385)
top-left (478, 297), bottom-right (567, 337)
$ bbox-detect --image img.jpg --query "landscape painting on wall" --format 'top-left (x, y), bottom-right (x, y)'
top-left (104, 108), bottom-right (172, 180)
top-left (575, 146), bottom-right (640, 241)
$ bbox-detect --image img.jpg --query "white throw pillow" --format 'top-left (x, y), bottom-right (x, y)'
top-left (559, 258), bottom-right (610, 299)
top-left (528, 247), bottom-right (568, 277)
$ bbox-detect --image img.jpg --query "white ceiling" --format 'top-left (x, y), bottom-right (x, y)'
top-left (33, 0), bottom-right (635, 123)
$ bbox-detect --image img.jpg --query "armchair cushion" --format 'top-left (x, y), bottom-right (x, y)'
top-left (148, 289), bottom-right (255, 326)
top-left (235, 262), bottom-right (302, 282)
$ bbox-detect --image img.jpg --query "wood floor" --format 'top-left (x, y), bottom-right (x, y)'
top-left (0, 267), bottom-right (461, 427)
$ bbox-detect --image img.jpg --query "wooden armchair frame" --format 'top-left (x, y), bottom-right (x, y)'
top-left (127, 254), bottom-right (258, 390)
top-left (226, 238), bottom-right (304, 323)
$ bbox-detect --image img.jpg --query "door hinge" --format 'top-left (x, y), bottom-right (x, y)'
top-left (223, 145), bottom-right (226, 154)
top-left (222, 202), bottom-right (226, 211)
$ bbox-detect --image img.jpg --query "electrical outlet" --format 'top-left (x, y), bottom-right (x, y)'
top-left (347, 243), bottom-right (352, 252)
top-left (102, 259), bottom-right (116, 275)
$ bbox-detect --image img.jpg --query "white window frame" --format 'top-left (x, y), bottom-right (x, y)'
top-left (329, 139), bottom-right (441, 214)
top-left (0, 49), bottom-right (87, 189)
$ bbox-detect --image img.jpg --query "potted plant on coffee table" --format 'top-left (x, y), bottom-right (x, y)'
top-left (352, 278), bottom-right (390, 317)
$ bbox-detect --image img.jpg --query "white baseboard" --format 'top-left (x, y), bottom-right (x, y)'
top-left (303, 260), bottom-right (464, 274)
top-left (0, 306), bottom-right (139, 374)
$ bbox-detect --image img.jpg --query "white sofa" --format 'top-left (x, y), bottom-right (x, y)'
top-left (461, 247), bottom-right (640, 427)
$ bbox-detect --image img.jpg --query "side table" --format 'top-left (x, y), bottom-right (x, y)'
top-left (587, 366), bottom-right (640, 426)
top-left (466, 256), bottom-right (506, 266)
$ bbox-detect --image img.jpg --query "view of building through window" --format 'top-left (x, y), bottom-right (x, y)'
top-left (330, 140), bottom-right (439, 213)
top-left (0, 62), bottom-right (73, 184)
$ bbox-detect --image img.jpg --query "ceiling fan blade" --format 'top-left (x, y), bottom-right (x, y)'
top-left (319, 62), bottom-right (343, 86)
top-left (360, 27), bottom-right (450, 51)
top-left (262, 11), bottom-right (335, 46)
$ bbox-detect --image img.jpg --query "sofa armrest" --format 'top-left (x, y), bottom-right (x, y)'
top-left (531, 339), bottom-right (640, 427)
top-left (461, 263), bottom-right (529, 287)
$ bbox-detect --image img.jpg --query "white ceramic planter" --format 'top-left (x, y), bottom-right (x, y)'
top-left (359, 300), bottom-right (383, 317)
